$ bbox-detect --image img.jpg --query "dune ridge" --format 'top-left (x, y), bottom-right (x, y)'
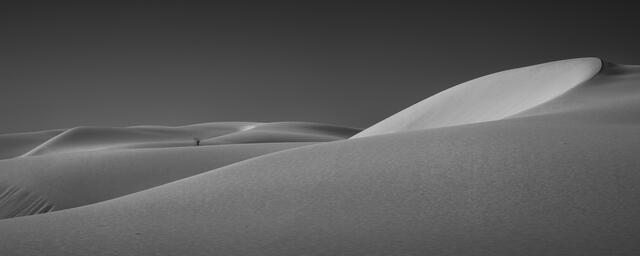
top-left (512, 60), bottom-right (640, 121)
top-left (353, 57), bottom-right (602, 138)
top-left (0, 129), bottom-right (64, 159)
top-left (14, 122), bottom-right (359, 157)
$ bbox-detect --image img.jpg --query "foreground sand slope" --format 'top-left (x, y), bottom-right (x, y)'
top-left (1, 119), bottom-right (639, 255)
top-left (0, 122), bottom-right (359, 219)
top-left (0, 142), bottom-right (313, 218)
top-left (1, 58), bottom-right (639, 255)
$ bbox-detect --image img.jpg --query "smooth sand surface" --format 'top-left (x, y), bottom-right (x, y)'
top-left (20, 122), bottom-right (358, 157)
top-left (0, 142), bottom-right (313, 218)
top-left (1, 58), bottom-right (639, 255)
top-left (0, 129), bottom-right (64, 159)
top-left (0, 122), bottom-right (359, 219)
top-left (202, 122), bottom-right (360, 145)
top-left (353, 57), bottom-right (602, 138)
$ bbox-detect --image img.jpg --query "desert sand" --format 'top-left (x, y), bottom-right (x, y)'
top-left (1, 57), bottom-right (639, 255)
top-left (0, 122), bottom-right (359, 218)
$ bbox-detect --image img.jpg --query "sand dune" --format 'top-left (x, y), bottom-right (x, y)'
top-left (20, 122), bottom-right (357, 157)
top-left (203, 122), bottom-right (359, 145)
top-left (0, 129), bottom-right (64, 159)
top-left (353, 57), bottom-right (602, 138)
top-left (2, 119), bottom-right (639, 255)
top-left (0, 142), bottom-right (313, 218)
top-left (1, 58), bottom-right (639, 255)
top-left (0, 122), bottom-right (359, 219)
top-left (514, 61), bottom-right (640, 121)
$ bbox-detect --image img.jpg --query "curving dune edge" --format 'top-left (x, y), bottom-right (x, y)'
top-left (353, 57), bottom-right (603, 137)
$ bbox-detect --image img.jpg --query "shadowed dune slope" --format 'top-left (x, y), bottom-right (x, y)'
top-left (0, 129), bottom-right (64, 159)
top-left (0, 184), bottom-right (54, 219)
top-left (1, 58), bottom-right (639, 255)
top-left (353, 57), bottom-right (602, 138)
top-left (513, 61), bottom-right (640, 121)
top-left (0, 142), bottom-right (314, 219)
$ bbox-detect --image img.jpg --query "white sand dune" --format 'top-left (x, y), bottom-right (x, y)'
top-left (514, 61), bottom-right (640, 121)
top-left (20, 122), bottom-right (357, 157)
top-left (203, 122), bottom-right (359, 145)
top-left (0, 142), bottom-right (313, 218)
top-left (2, 120), bottom-right (639, 255)
top-left (353, 57), bottom-right (602, 138)
top-left (1, 58), bottom-right (640, 255)
top-left (0, 129), bottom-right (64, 159)
top-left (0, 122), bottom-right (359, 219)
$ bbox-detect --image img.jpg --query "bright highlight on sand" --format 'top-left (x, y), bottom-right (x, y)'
top-left (354, 57), bottom-right (602, 137)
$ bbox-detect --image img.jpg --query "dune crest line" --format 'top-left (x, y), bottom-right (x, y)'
top-left (10, 122), bottom-right (359, 158)
top-left (353, 57), bottom-right (603, 138)
top-left (0, 122), bottom-right (360, 220)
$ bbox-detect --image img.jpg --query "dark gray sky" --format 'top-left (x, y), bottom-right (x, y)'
top-left (1, 2), bottom-right (639, 133)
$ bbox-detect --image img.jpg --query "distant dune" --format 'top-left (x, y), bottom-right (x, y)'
top-left (19, 122), bottom-right (359, 157)
top-left (1, 58), bottom-right (640, 255)
top-left (0, 129), bottom-right (64, 159)
top-left (0, 122), bottom-right (360, 219)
